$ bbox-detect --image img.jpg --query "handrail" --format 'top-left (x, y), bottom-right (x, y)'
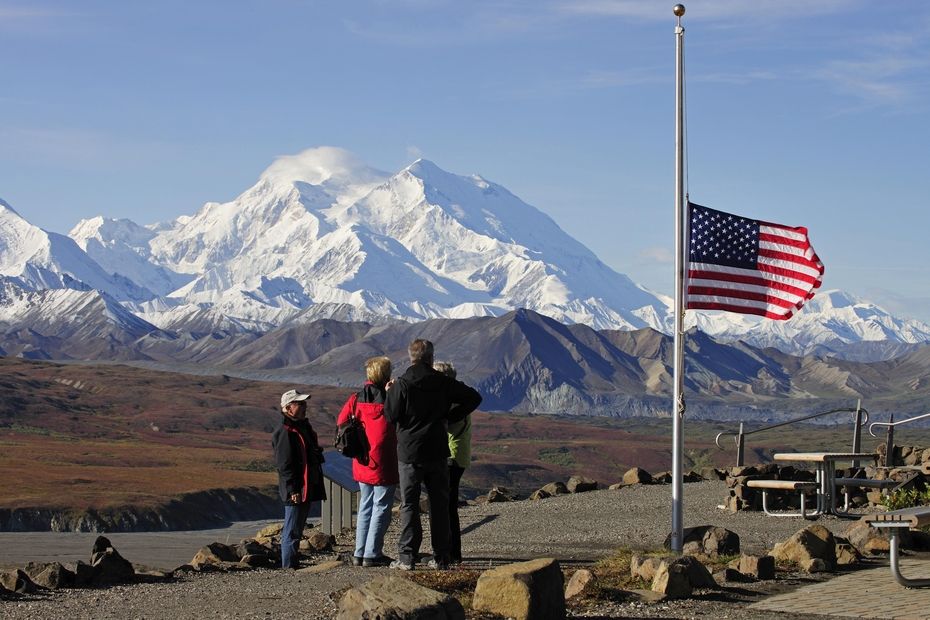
top-left (869, 411), bottom-right (930, 436)
top-left (714, 405), bottom-right (869, 467)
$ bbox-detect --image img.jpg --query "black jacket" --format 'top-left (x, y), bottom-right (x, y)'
top-left (271, 416), bottom-right (326, 505)
top-left (384, 363), bottom-right (482, 464)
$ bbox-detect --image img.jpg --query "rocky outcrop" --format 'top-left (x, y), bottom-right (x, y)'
top-left (771, 524), bottom-right (837, 572)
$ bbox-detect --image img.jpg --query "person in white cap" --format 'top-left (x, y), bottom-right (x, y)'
top-left (272, 389), bottom-right (325, 569)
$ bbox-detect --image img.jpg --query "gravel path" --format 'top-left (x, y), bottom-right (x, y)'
top-left (0, 480), bottom-right (877, 619)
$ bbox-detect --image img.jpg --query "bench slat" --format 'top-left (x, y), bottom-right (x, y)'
top-left (862, 506), bottom-right (930, 528)
top-left (746, 480), bottom-right (818, 491)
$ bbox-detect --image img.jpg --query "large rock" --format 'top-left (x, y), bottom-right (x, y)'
top-left (771, 524), bottom-right (837, 572)
top-left (739, 554), bottom-right (775, 580)
top-left (843, 521), bottom-right (914, 554)
top-left (237, 538), bottom-right (270, 558)
top-left (529, 489), bottom-right (551, 501)
top-left (564, 569), bottom-right (595, 600)
top-left (257, 523), bottom-right (283, 538)
top-left (23, 561), bottom-right (74, 590)
top-left (90, 536), bottom-right (135, 584)
top-left (630, 555), bottom-right (666, 582)
top-left (652, 562), bottom-right (691, 599)
top-left (663, 526), bottom-right (740, 558)
top-left (304, 530), bottom-right (335, 552)
top-left (486, 487), bottom-right (519, 502)
top-left (472, 558), bottom-right (566, 620)
top-left (64, 561), bottom-right (94, 586)
top-left (675, 556), bottom-right (716, 589)
top-left (541, 482), bottom-right (570, 496)
top-left (338, 575), bottom-right (465, 620)
top-left (566, 476), bottom-right (598, 493)
top-left (623, 468), bottom-right (653, 485)
top-left (192, 542), bottom-right (240, 565)
top-left (0, 569), bottom-right (36, 593)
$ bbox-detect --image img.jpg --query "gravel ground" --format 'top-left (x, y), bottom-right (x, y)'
top-left (0, 480), bottom-right (880, 619)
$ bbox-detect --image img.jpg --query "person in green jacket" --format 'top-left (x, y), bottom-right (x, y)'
top-left (434, 361), bottom-right (471, 564)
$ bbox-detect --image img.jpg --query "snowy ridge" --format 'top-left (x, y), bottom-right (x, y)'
top-left (68, 147), bottom-right (673, 333)
top-left (2, 147), bottom-right (929, 361)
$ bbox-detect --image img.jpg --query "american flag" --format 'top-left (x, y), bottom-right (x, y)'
top-left (686, 202), bottom-right (824, 320)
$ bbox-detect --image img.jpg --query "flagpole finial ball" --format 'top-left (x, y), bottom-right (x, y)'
top-left (673, 4), bottom-right (686, 16)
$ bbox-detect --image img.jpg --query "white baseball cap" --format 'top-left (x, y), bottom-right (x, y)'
top-left (280, 389), bottom-right (311, 411)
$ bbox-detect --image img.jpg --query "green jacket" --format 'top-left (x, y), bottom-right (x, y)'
top-left (447, 414), bottom-right (472, 469)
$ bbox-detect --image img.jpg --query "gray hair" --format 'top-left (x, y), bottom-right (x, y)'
top-left (433, 361), bottom-right (456, 380)
top-left (408, 339), bottom-right (434, 365)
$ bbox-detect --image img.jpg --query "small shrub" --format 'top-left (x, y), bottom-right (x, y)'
top-left (881, 484), bottom-right (930, 511)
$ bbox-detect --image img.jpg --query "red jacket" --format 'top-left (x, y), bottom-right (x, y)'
top-left (336, 382), bottom-right (399, 486)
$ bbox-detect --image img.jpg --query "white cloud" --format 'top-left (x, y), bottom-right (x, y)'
top-left (636, 246), bottom-right (673, 264)
top-left (406, 145), bottom-right (423, 160)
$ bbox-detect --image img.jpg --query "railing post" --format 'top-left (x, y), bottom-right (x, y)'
top-left (736, 422), bottom-right (745, 467)
top-left (852, 400), bottom-right (862, 468)
top-left (885, 413), bottom-right (895, 468)
top-left (321, 477), bottom-right (334, 534)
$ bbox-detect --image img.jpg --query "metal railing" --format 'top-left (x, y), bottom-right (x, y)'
top-left (714, 402), bottom-right (869, 467)
top-left (320, 452), bottom-right (359, 535)
top-left (870, 411), bottom-right (930, 467)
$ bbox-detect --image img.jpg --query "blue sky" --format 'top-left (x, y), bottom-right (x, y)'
top-left (2, 1), bottom-right (929, 323)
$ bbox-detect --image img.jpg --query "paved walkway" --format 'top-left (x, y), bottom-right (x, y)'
top-left (752, 556), bottom-right (930, 619)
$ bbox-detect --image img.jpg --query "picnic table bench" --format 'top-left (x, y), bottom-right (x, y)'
top-left (746, 479), bottom-right (821, 519)
top-left (862, 506), bottom-right (930, 588)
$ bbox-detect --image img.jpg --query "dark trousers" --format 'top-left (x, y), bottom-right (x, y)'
top-left (448, 464), bottom-right (465, 562)
top-left (398, 459), bottom-right (451, 565)
top-left (282, 500), bottom-right (312, 569)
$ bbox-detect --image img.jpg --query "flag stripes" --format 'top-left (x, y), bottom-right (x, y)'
top-left (686, 202), bottom-right (824, 320)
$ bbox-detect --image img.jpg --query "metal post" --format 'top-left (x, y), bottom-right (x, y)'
top-left (736, 422), bottom-right (745, 468)
top-left (852, 399), bottom-right (862, 468)
top-left (670, 3), bottom-right (687, 555)
top-left (321, 478), bottom-right (334, 535)
top-left (885, 413), bottom-right (895, 468)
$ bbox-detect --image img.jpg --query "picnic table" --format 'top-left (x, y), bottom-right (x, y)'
top-left (772, 452), bottom-right (879, 518)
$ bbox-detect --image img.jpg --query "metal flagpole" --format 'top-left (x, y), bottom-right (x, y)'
top-left (671, 3), bottom-right (687, 555)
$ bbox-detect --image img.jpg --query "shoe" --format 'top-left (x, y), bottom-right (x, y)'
top-left (426, 558), bottom-right (450, 570)
top-left (389, 559), bottom-right (414, 571)
top-left (363, 555), bottom-right (393, 568)
top-left (350, 556), bottom-right (363, 567)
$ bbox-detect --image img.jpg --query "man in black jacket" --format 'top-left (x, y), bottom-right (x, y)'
top-left (384, 339), bottom-right (482, 570)
top-left (272, 389), bottom-right (325, 569)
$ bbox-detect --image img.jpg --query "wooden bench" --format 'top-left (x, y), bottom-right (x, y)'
top-left (746, 480), bottom-right (821, 519)
top-left (862, 507), bottom-right (930, 588)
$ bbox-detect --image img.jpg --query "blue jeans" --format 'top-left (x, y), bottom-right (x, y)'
top-left (282, 501), bottom-right (312, 569)
top-left (397, 460), bottom-right (451, 565)
top-left (355, 483), bottom-right (396, 559)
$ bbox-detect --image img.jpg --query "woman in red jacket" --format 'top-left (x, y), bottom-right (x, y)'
top-left (337, 356), bottom-right (399, 567)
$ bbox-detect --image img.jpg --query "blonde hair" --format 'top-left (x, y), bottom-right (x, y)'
top-left (365, 356), bottom-right (392, 386)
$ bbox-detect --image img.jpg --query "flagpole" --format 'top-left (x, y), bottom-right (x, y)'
top-left (671, 3), bottom-right (687, 555)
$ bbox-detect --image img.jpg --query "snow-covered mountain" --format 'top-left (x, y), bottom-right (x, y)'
top-left (68, 147), bottom-right (673, 333)
top-left (1, 147), bottom-right (928, 362)
top-left (0, 199), bottom-right (154, 302)
top-left (689, 290), bottom-right (930, 360)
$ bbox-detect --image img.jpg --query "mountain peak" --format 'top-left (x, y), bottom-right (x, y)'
top-left (259, 146), bottom-right (390, 190)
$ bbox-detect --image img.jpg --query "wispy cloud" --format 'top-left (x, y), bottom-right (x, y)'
top-left (636, 246), bottom-right (673, 264)
top-left (0, 127), bottom-right (173, 172)
top-left (0, 4), bottom-right (79, 34)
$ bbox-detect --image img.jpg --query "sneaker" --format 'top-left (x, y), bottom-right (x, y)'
top-left (389, 559), bottom-right (414, 571)
top-left (350, 556), bottom-right (363, 567)
top-left (363, 555), bottom-right (393, 568)
top-left (426, 558), bottom-right (450, 570)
